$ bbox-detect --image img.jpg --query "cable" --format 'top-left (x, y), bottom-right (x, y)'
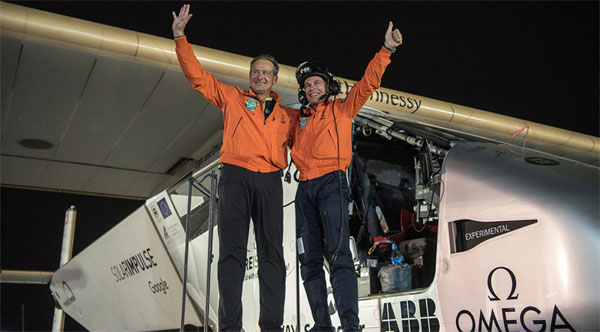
top-left (331, 96), bottom-right (344, 262)
top-left (284, 158), bottom-right (293, 184)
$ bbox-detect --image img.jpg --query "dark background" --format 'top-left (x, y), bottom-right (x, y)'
top-left (1, 188), bottom-right (143, 331)
top-left (1, 1), bottom-right (598, 331)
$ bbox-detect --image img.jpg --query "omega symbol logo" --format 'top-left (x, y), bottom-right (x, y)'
top-left (487, 266), bottom-right (519, 301)
top-left (455, 266), bottom-right (575, 331)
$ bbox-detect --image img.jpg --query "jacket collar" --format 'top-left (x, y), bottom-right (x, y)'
top-left (301, 98), bottom-right (331, 115)
top-left (245, 88), bottom-right (284, 103)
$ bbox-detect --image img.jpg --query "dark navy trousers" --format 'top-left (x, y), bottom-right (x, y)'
top-left (217, 164), bottom-right (285, 332)
top-left (295, 170), bottom-right (359, 331)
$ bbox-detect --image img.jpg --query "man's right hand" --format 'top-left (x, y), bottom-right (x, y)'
top-left (172, 4), bottom-right (192, 38)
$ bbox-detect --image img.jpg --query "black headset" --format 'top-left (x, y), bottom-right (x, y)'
top-left (296, 61), bottom-right (341, 106)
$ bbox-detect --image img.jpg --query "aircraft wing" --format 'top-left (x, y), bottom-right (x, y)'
top-left (1, 2), bottom-right (231, 199)
top-left (1, 3), bottom-right (596, 208)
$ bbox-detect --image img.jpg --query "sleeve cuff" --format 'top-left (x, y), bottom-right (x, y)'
top-left (383, 44), bottom-right (396, 54)
top-left (174, 35), bottom-right (188, 47)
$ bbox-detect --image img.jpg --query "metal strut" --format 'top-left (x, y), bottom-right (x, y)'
top-left (354, 114), bottom-right (448, 157)
top-left (180, 170), bottom-right (218, 332)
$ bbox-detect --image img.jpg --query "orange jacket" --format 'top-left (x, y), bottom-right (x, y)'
top-left (175, 37), bottom-right (293, 172)
top-left (291, 47), bottom-right (392, 181)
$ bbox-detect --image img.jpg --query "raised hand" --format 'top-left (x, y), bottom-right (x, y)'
top-left (384, 22), bottom-right (403, 50)
top-left (172, 4), bottom-right (193, 37)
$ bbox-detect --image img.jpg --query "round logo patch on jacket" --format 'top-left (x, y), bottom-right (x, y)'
top-left (299, 117), bottom-right (308, 128)
top-left (245, 99), bottom-right (258, 111)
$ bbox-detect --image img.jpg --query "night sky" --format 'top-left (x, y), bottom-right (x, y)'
top-left (1, 1), bottom-right (598, 331)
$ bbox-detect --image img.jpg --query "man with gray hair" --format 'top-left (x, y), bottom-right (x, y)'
top-left (172, 4), bottom-right (293, 331)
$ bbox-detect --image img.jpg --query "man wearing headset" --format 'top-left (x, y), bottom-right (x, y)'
top-left (291, 23), bottom-right (403, 331)
top-left (172, 4), bottom-right (293, 332)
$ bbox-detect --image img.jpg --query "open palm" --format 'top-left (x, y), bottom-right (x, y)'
top-left (172, 4), bottom-right (193, 36)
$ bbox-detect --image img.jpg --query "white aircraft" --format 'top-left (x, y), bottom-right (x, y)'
top-left (2, 3), bottom-right (598, 331)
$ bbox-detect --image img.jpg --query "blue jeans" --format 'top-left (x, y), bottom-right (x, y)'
top-left (296, 170), bottom-right (359, 331)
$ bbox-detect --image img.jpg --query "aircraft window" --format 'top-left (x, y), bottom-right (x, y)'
top-left (167, 164), bottom-right (221, 240)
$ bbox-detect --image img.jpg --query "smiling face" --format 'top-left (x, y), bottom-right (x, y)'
top-left (249, 59), bottom-right (277, 99)
top-left (303, 75), bottom-right (328, 106)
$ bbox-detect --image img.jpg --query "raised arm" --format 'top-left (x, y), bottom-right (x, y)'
top-left (172, 4), bottom-right (193, 38)
top-left (172, 4), bottom-right (236, 110)
top-left (343, 22), bottom-right (403, 117)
